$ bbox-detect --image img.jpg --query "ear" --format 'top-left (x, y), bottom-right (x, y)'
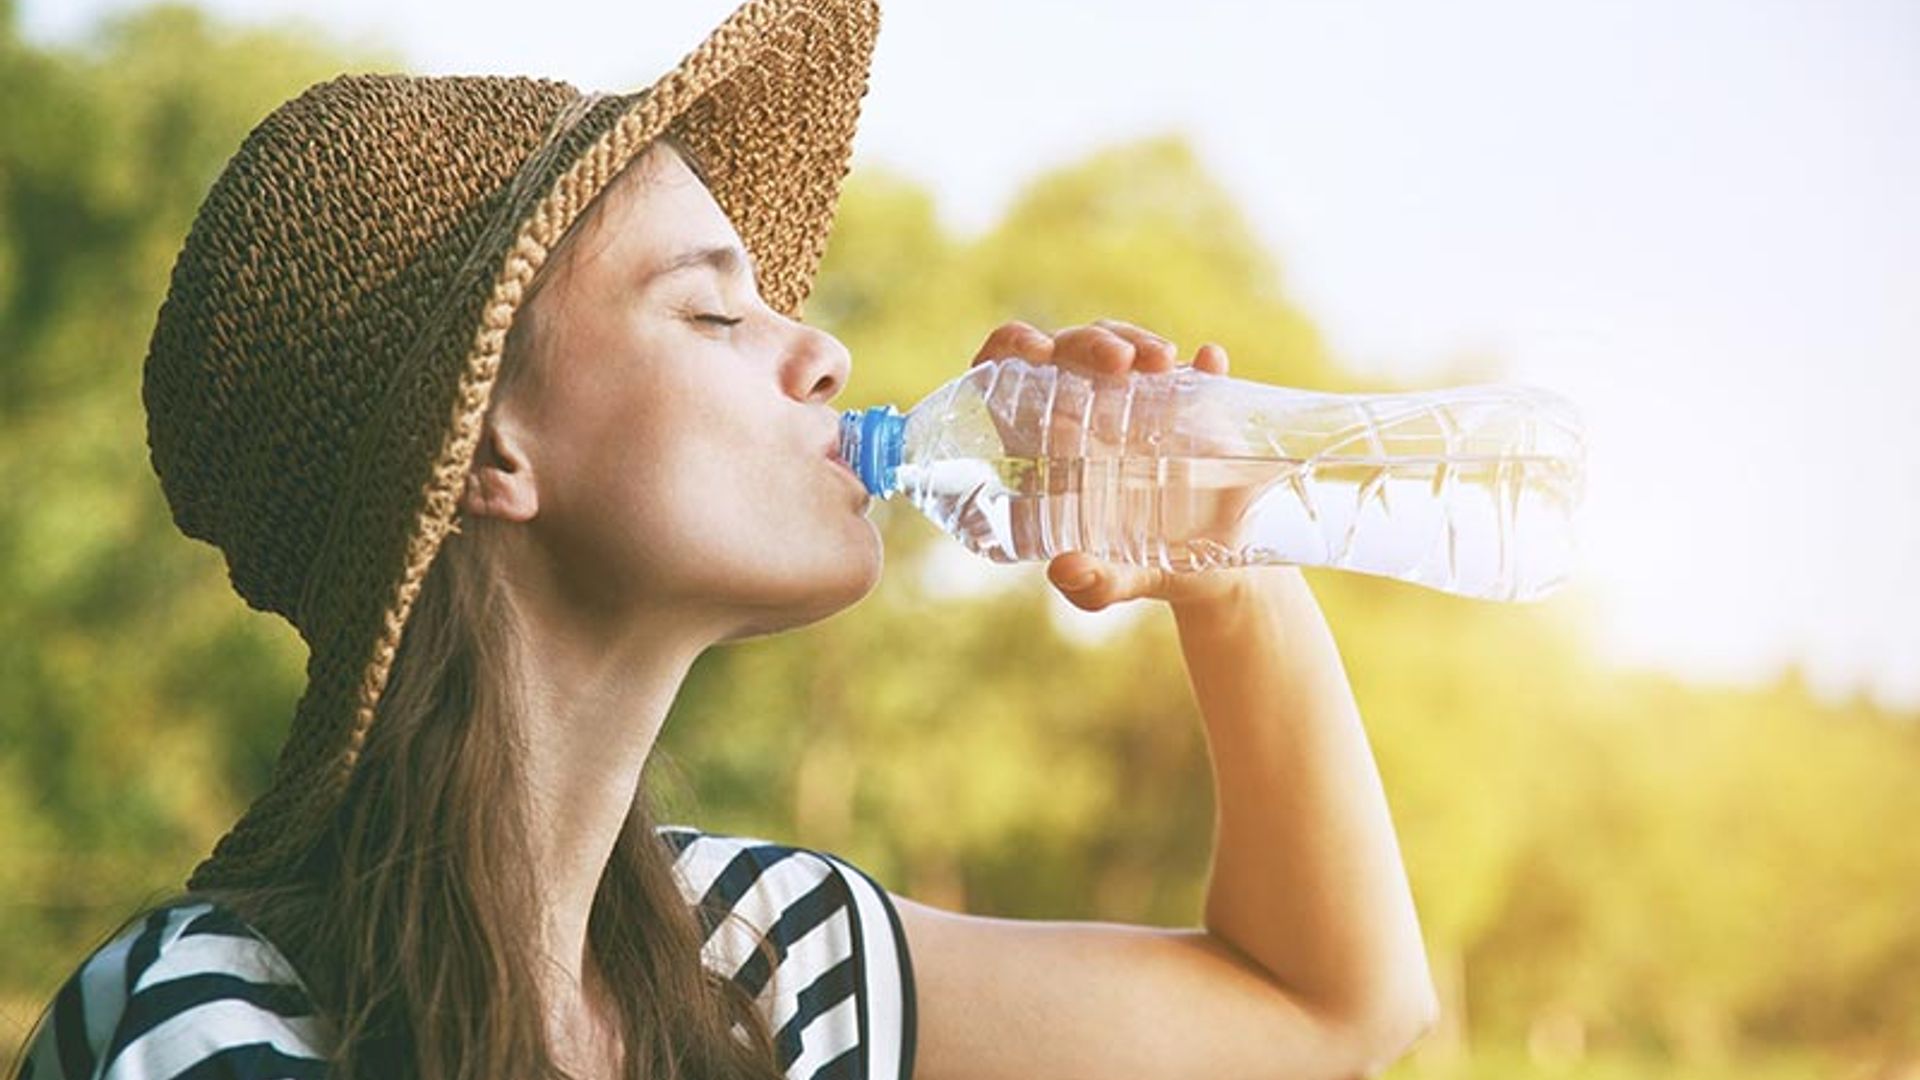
top-left (460, 412), bottom-right (539, 524)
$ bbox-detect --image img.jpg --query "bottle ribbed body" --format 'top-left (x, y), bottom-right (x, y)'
top-left (844, 358), bottom-right (1586, 602)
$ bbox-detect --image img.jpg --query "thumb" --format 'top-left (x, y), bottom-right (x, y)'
top-left (1049, 550), bottom-right (1254, 610)
top-left (1047, 552), bottom-right (1165, 611)
top-left (1047, 552), bottom-right (1111, 610)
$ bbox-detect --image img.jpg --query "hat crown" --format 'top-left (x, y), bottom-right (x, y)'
top-left (143, 73), bottom-right (583, 632)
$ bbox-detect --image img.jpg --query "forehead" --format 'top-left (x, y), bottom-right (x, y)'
top-left (590, 143), bottom-right (744, 274)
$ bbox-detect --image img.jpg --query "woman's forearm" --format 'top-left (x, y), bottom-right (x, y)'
top-left (1172, 565), bottom-right (1437, 1043)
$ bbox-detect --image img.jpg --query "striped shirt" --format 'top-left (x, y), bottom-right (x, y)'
top-left (14, 825), bottom-right (917, 1080)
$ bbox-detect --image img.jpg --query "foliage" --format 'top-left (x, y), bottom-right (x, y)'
top-left (1, 6), bottom-right (1913, 1076)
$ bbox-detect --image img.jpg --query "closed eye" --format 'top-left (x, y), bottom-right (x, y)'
top-left (696, 314), bottom-right (743, 328)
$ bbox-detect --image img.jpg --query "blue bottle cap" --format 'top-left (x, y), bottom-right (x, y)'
top-left (838, 405), bottom-right (906, 496)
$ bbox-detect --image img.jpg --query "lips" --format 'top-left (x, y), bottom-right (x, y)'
top-left (826, 443), bottom-right (864, 487)
top-left (822, 431), bottom-right (867, 493)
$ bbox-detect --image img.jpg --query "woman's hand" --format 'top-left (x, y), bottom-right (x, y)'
top-left (968, 318), bottom-right (1292, 614)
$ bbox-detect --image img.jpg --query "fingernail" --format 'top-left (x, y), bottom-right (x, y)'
top-left (1065, 570), bottom-right (1099, 591)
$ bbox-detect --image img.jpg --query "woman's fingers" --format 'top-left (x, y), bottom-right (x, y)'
top-left (971, 320), bottom-right (1055, 367)
top-left (1045, 321), bottom-right (1176, 378)
top-left (1093, 318), bottom-right (1180, 373)
top-left (1046, 551), bottom-right (1247, 612)
top-left (971, 323), bottom-right (1250, 611)
top-left (970, 318), bottom-right (1211, 380)
top-left (1042, 324), bottom-right (1125, 376)
top-left (1193, 342), bottom-right (1230, 375)
top-left (1048, 319), bottom-right (1178, 377)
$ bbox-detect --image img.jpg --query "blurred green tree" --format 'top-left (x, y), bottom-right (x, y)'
top-left (0, 0), bottom-right (395, 1003)
top-left (3, 6), bottom-right (1915, 1078)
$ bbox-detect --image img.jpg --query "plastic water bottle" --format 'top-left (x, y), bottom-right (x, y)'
top-left (838, 357), bottom-right (1586, 602)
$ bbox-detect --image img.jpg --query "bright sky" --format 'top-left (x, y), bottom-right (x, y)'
top-left (24, 0), bottom-right (1920, 710)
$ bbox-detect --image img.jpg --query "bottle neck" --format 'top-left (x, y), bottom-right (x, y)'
top-left (839, 405), bottom-right (906, 497)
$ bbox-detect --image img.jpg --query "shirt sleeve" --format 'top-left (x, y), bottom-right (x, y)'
top-left (15, 902), bottom-right (331, 1080)
top-left (660, 825), bottom-right (918, 1080)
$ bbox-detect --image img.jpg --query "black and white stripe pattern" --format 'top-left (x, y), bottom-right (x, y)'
top-left (15, 902), bottom-right (329, 1079)
top-left (659, 825), bottom-right (916, 1080)
top-left (15, 826), bottom-right (916, 1080)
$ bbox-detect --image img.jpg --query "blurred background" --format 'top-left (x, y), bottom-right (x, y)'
top-left (2, 0), bottom-right (1914, 1076)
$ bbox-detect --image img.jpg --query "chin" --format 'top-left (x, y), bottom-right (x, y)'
top-left (717, 553), bottom-right (883, 643)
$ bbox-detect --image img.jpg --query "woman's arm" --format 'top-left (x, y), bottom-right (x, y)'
top-left (890, 565), bottom-right (1438, 1080)
top-left (887, 319), bottom-right (1437, 1080)
top-left (1172, 564), bottom-right (1438, 1058)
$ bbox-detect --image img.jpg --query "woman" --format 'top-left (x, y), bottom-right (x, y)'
top-left (12, 1), bottom-right (1437, 1077)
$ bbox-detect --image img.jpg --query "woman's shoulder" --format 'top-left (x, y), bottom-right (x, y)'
top-left (657, 824), bottom-right (917, 1080)
top-left (14, 897), bottom-right (331, 1080)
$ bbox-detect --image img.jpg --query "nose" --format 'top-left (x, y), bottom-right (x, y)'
top-left (781, 321), bottom-right (851, 404)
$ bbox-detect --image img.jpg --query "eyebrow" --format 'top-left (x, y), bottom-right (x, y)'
top-left (643, 243), bottom-right (758, 290)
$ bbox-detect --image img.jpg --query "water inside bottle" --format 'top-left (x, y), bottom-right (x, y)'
top-left (896, 453), bottom-right (1582, 602)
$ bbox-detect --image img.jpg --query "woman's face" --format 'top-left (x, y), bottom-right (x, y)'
top-left (481, 140), bottom-right (881, 641)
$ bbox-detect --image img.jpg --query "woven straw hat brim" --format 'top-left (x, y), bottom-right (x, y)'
top-left (180, 0), bottom-right (881, 891)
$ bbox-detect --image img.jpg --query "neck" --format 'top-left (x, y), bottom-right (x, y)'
top-left (512, 589), bottom-right (715, 1006)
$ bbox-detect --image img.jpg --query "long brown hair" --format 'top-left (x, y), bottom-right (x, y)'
top-left (36, 133), bottom-right (791, 1080)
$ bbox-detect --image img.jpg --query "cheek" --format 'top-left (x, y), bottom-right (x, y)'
top-left (649, 421), bottom-right (797, 545)
top-left (631, 426), bottom-right (852, 590)
top-left (531, 347), bottom-right (859, 599)
top-left (568, 383), bottom-right (773, 563)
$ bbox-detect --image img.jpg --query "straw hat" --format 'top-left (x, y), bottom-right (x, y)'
top-left (142, 0), bottom-right (882, 891)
